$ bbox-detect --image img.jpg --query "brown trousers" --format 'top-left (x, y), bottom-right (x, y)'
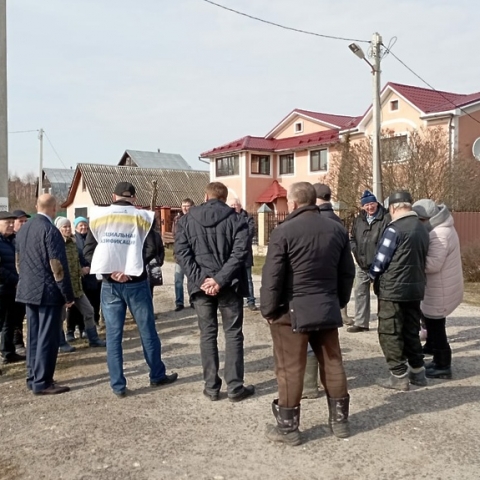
top-left (270, 314), bottom-right (348, 408)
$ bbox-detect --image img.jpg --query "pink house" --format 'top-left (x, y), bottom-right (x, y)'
top-left (200, 82), bottom-right (480, 212)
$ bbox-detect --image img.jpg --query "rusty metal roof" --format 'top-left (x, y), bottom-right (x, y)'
top-left (62, 164), bottom-right (209, 208)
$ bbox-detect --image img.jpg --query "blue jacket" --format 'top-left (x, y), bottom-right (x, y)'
top-left (15, 214), bottom-right (74, 305)
top-left (0, 233), bottom-right (18, 296)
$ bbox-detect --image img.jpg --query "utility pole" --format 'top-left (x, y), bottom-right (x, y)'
top-left (371, 32), bottom-right (383, 203)
top-left (38, 128), bottom-right (44, 196)
top-left (0, 0), bottom-right (8, 211)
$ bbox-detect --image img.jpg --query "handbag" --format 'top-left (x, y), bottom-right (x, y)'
top-left (147, 257), bottom-right (163, 287)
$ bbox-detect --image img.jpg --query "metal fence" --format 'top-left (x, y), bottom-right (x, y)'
top-left (452, 212), bottom-right (480, 248)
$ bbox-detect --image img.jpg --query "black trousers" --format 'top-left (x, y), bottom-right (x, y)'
top-left (84, 283), bottom-right (101, 325)
top-left (26, 304), bottom-right (63, 392)
top-left (13, 301), bottom-right (26, 347)
top-left (0, 294), bottom-right (17, 359)
top-left (422, 315), bottom-right (449, 350)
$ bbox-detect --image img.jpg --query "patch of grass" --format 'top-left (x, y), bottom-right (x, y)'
top-left (463, 283), bottom-right (480, 306)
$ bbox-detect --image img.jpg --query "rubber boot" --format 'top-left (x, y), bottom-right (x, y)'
top-left (341, 307), bottom-right (354, 326)
top-left (301, 355), bottom-right (320, 399)
top-left (327, 395), bottom-right (350, 438)
top-left (408, 367), bottom-right (428, 387)
top-left (426, 348), bottom-right (452, 379)
top-left (265, 399), bottom-right (301, 446)
top-left (376, 372), bottom-right (409, 391)
top-left (85, 326), bottom-right (106, 347)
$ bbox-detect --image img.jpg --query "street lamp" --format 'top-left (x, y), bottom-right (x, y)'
top-left (349, 33), bottom-right (383, 203)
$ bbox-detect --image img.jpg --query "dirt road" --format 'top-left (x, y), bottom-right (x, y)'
top-left (1, 261), bottom-right (479, 480)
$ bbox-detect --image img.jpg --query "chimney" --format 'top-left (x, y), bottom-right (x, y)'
top-left (157, 148), bottom-right (161, 153)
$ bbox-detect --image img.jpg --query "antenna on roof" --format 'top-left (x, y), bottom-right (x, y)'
top-left (157, 148), bottom-right (161, 153)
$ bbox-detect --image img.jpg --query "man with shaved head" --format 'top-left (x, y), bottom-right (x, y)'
top-left (15, 194), bottom-right (75, 395)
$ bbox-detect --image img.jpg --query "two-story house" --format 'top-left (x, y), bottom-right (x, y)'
top-left (200, 82), bottom-right (480, 212)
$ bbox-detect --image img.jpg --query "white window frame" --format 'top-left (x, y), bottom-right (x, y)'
top-left (294, 121), bottom-right (304, 134)
top-left (389, 99), bottom-right (400, 112)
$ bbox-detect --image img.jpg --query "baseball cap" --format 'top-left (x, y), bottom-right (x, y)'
top-left (313, 183), bottom-right (331, 200)
top-left (114, 182), bottom-right (136, 197)
top-left (0, 211), bottom-right (18, 220)
top-left (11, 209), bottom-right (31, 219)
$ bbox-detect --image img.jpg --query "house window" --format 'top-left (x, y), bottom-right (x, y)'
top-left (74, 207), bottom-right (88, 219)
top-left (251, 155), bottom-right (270, 175)
top-left (390, 100), bottom-right (399, 111)
top-left (381, 134), bottom-right (409, 163)
top-left (216, 155), bottom-right (239, 177)
top-left (279, 154), bottom-right (294, 175)
top-left (294, 122), bottom-right (303, 134)
top-left (310, 149), bottom-right (328, 172)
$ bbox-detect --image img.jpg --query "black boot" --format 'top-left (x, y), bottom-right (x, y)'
top-left (327, 395), bottom-right (350, 438)
top-left (265, 399), bottom-right (301, 446)
top-left (426, 348), bottom-right (452, 379)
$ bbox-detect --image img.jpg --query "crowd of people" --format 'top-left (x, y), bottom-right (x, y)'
top-left (0, 179), bottom-right (463, 446)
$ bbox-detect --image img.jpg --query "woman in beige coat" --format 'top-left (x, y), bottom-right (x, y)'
top-left (412, 200), bottom-right (463, 379)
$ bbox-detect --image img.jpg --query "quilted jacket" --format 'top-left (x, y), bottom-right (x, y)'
top-left (422, 205), bottom-right (463, 319)
top-left (0, 233), bottom-right (18, 296)
top-left (15, 214), bottom-right (74, 306)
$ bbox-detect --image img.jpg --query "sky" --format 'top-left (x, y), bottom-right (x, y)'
top-left (6, 0), bottom-right (480, 177)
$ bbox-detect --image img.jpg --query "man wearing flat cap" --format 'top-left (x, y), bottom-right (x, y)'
top-left (0, 211), bottom-right (27, 371)
top-left (84, 181), bottom-right (178, 397)
top-left (369, 190), bottom-right (429, 391)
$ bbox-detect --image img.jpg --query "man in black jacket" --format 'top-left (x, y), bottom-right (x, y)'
top-left (370, 191), bottom-right (429, 391)
top-left (260, 182), bottom-right (355, 446)
top-left (84, 182), bottom-right (177, 397)
top-left (230, 198), bottom-right (257, 311)
top-left (0, 211), bottom-right (26, 368)
top-left (349, 190), bottom-right (390, 333)
top-left (175, 182), bottom-right (254, 402)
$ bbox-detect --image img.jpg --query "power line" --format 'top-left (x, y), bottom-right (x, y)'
top-left (383, 44), bottom-right (480, 126)
top-left (201, 0), bottom-right (370, 43)
top-left (8, 129), bottom-right (38, 134)
top-left (43, 131), bottom-right (69, 169)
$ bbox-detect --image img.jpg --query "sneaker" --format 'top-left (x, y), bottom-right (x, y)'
top-left (203, 389), bottom-right (220, 401)
top-left (347, 325), bottom-right (369, 333)
top-left (409, 368), bottom-right (428, 386)
top-left (247, 304), bottom-right (258, 312)
top-left (174, 305), bottom-right (184, 312)
top-left (113, 389), bottom-right (128, 398)
top-left (228, 385), bottom-right (255, 402)
top-left (150, 373), bottom-right (178, 387)
top-left (376, 373), bottom-right (409, 391)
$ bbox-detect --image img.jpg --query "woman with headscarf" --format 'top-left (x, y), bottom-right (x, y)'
top-left (412, 200), bottom-right (463, 379)
top-left (54, 217), bottom-right (105, 349)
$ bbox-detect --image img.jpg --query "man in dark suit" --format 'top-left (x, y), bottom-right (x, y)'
top-left (15, 194), bottom-right (74, 395)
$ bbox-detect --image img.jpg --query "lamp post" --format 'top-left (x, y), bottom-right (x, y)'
top-left (0, 0), bottom-right (8, 211)
top-left (349, 32), bottom-right (383, 203)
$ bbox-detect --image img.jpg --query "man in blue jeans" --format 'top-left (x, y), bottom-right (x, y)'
top-left (84, 182), bottom-right (178, 397)
top-left (172, 199), bottom-right (194, 312)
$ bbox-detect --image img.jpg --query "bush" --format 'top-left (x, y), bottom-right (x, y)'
top-left (461, 241), bottom-right (480, 282)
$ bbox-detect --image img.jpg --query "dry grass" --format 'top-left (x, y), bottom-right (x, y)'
top-left (463, 283), bottom-right (480, 306)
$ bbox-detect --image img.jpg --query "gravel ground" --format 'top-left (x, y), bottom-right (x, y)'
top-left (1, 261), bottom-right (479, 480)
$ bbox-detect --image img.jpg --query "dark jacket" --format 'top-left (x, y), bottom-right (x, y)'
top-left (239, 209), bottom-right (254, 267)
top-left (350, 204), bottom-right (390, 270)
top-left (260, 205), bottom-right (355, 332)
top-left (83, 200), bottom-right (157, 283)
top-left (174, 199), bottom-right (249, 297)
top-left (318, 202), bottom-right (342, 224)
top-left (0, 233), bottom-right (18, 296)
top-left (378, 213), bottom-right (429, 302)
top-left (74, 231), bottom-right (97, 291)
top-left (15, 214), bottom-right (74, 305)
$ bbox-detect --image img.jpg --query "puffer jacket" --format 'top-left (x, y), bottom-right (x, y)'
top-left (422, 205), bottom-right (463, 319)
top-left (64, 236), bottom-right (84, 299)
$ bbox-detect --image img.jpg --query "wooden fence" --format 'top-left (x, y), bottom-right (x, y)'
top-left (452, 212), bottom-right (480, 248)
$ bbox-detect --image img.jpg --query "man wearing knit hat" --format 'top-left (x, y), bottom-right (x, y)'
top-left (370, 191), bottom-right (429, 390)
top-left (349, 190), bottom-right (390, 333)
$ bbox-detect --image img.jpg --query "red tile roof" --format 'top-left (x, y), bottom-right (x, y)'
top-left (256, 180), bottom-right (288, 203)
top-left (388, 82), bottom-right (480, 114)
top-left (201, 129), bottom-right (339, 157)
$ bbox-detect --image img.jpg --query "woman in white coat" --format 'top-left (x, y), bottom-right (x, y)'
top-left (412, 200), bottom-right (463, 379)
